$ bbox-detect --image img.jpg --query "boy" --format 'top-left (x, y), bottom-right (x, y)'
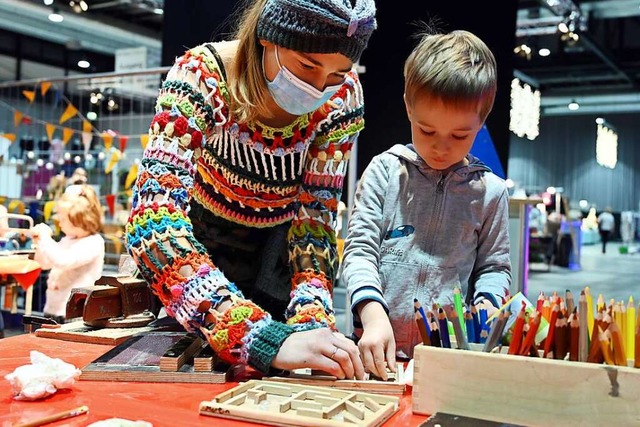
top-left (341, 30), bottom-right (511, 379)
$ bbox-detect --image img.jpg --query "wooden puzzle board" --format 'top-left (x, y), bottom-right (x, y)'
top-left (80, 331), bottom-right (241, 384)
top-left (200, 380), bottom-right (400, 427)
top-left (269, 364), bottom-right (405, 395)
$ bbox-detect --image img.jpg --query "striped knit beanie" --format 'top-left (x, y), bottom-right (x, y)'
top-left (256, 0), bottom-right (377, 62)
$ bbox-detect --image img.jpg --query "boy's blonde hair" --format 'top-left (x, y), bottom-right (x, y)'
top-left (57, 184), bottom-right (103, 235)
top-left (228, 0), bottom-right (271, 123)
top-left (404, 30), bottom-right (497, 122)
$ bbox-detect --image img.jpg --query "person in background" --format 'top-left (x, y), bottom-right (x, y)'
top-left (341, 28), bottom-right (511, 379)
top-left (32, 184), bottom-right (105, 324)
top-left (597, 207), bottom-right (615, 254)
top-left (125, 0), bottom-right (377, 378)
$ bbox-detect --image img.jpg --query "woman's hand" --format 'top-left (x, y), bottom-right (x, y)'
top-left (271, 328), bottom-right (365, 380)
top-left (357, 300), bottom-right (396, 380)
top-left (31, 223), bottom-right (53, 241)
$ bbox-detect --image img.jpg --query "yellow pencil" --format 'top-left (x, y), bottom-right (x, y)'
top-left (627, 297), bottom-right (636, 362)
top-left (14, 405), bottom-right (89, 427)
top-left (596, 294), bottom-right (605, 312)
top-left (584, 286), bottom-right (594, 337)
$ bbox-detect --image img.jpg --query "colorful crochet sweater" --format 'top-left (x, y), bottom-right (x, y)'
top-left (125, 44), bottom-right (365, 372)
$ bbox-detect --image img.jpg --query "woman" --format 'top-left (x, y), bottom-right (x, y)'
top-left (125, 0), bottom-right (376, 378)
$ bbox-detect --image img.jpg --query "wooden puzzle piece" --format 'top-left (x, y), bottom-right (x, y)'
top-left (200, 380), bottom-right (400, 427)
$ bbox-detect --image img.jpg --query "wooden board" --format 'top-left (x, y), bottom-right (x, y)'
top-left (269, 364), bottom-right (405, 395)
top-left (35, 320), bottom-right (158, 345)
top-left (412, 344), bottom-right (640, 426)
top-left (200, 380), bottom-right (400, 427)
top-left (80, 331), bottom-right (242, 384)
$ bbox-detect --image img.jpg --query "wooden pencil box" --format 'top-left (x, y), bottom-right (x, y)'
top-left (412, 344), bottom-right (640, 426)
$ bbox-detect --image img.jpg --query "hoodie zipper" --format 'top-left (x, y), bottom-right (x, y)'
top-left (427, 173), bottom-right (448, 254)
top-left (436, 174), bottom-right (446, 194)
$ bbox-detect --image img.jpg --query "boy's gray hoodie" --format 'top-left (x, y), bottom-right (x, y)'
top-left (342, 143), bottom-right (511, 357)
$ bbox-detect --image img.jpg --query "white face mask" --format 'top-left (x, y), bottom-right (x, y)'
top-left (264, 46), bottom-right (344, 115)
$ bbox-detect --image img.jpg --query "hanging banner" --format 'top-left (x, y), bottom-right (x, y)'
top-left (0, 133), bottom-right (17, 143)
top-left (82, 132), bottom-right (93, 152)
top-left (13, 111), bottom-right (23, 128)
top-left (102, 132), bottom-right (113, 151)
top-left (140, 134), bottom-right (149, 150)
top-left (105, 149), bottom-right (122, 174)
top-left (59, 103), bottom-right (78, 125)
top-left (125, 163), bottom-right (139, 189)
top-left (119, 135), bottom-right (128, 153)
top-left (45, 123), bottom-right (56, 141)
top-left (40, 82), bottom-right (52, 96)
top-left (22, 90), bottom-right (35, 103)
top-left (62, 127), bottom-right (74, 145)
top-left (82, 120), bottom-right (92, 133)
top-left (105, 194), bottom-right (116, 217)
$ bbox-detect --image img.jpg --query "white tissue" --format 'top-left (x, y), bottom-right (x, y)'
top-left (4, 350), bottom-right (82, 400)
top-left (402, 359), bottom-right (414, 387)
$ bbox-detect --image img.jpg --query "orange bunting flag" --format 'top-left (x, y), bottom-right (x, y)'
top-left (0, 133), bottom-right (17, 143)
top-left (125, 163), bottom-right (139, 190)
top-left (62, 127), bottom-right (74, 145)
top-left (59, 103), bottom-right (78, 125)
top-left (140, 134), bottom-right (150, 150)
top-left (82, 120), bottom-right (92, 133)
top-left (40, 82), bottom-right (52, 96)
top-left (102, 132), bottom-right (113, 151)
top-left (105, 194), bottom-right (116, 217)
top-left (45, 123), bottom-right (56, 141)
top-left (22, 90), bottom-right (35, 103)
top-left (105, 149), bottom-right (122, 174)
top-left (119, 135), bottom-right (128, 153)
top-left (13, 111), bottom-right (23, 128)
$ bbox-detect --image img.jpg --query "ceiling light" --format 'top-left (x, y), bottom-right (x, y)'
top-left (43, 0), bottom-right (54, 5)
top-left (568, 100), bottom-right (580, 110)
top-left (48, 8), bottom-right (64, 22)
top-left (87, 111), bottom-right (98, 120)
top-left (538, 48), bottom-right (551, 57)
top-left (557, 22), bottom-right (569, 33)
top-left (153, 8), bottom-right (163, 14)
top-left (77, 59), bottom-right (90, 69)
top-left (595, 117), bottom-right (604, 124)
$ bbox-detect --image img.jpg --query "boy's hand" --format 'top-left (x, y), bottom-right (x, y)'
top-left (31, 223), bottom-right (53, 239)
top-left (357, 301), bottom-right (396, 380)
top-left (475, 298), bottom-right (498, 318)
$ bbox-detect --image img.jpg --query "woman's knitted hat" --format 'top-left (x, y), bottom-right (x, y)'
top-left (256, 0), bottom-right (377, 62)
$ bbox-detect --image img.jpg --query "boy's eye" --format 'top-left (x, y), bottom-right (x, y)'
top-left (300, 62), bottom-right (315, 70)
top-left (452, 135), bottom-right (469, 141)
top-left (420, 129), bottom-right (435, 136)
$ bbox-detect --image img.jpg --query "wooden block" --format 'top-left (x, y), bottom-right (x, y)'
top-left (80, 332), bottom-right (232, 384)
top-left (193, 343), bottom-right (215, 372)
top-left (412, 344), bottom-right (640, 426)
top-left (159, 334), bottom-right (202, 372)
top-left (36, 320), bottom-right (157, 345)
top-left (200, 380), bottom-right (400, 427)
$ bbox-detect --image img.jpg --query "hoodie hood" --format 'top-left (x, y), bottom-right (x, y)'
top-left (386, 143), bottom-right (492, 176)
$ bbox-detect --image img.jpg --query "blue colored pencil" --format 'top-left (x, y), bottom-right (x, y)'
top-left (438, 308), bottom-right (451, 348)
top-left (414, 299), bottom-right (431, 338)
top-left (465, 309), bottom-right (476, 344)
top-left (479, 308), bottom-right (489, 344)
top-left (471, 305), bottom-right (481, 343)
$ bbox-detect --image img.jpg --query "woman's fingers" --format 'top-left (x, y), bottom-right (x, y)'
top-left (331, 333), bottom-right (365, 379)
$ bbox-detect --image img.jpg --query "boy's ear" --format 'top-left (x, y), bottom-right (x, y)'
top-left (403, 93), bottom-right (412, 121)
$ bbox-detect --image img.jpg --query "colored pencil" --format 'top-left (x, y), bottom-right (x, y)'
top-left (483, 310), bottom-right (509, 353)
top-left (414, 299), bottom-right (431, 339)
top-left (543, 303), bottom-right (560, 358)
top-left (565, 290), bottom-right (575, 317)
top-left (584, 286), bottom-right (594, 337)
top-left (519, 311), bottom-right (542, 356)
top-left (508, 303), bottom-right (527, 355)
top-left (430, 316), bottom-right (441, 348)
top-left (599, 326), bottom-right (615, 366)
top-left (554, 312), bottom-right (568, 360)
top-left (452, 287), bottom-right (465, 334)
top-left (471, 305), bottom-right (481, 343)
top-left (587, 311), bottom-right (604, 364)
top-left (465, 310), bottom-right (476, 344)
top-left (447, 306), bottom-right (469, 350)
top-left (415, 310), bottom-right (431, 346)
top-left (14, 405), bottom-right (89, 427)
top-left (578, 290), bottom-right (589, 362)
top-left (609, 322), bottom-right (627, 366)
top-left (635, 303), bottom-right (640, 368)
top-left (438, 308), bottom-right (451, 348)
top-left (626, 297), bottom-right (635, 361)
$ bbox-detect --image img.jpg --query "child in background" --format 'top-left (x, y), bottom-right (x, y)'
top-left (341, 29), bottom-right (512, 379)
top-left (32, 184), bottom-right (105, 324)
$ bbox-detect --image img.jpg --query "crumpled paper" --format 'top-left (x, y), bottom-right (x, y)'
top-left (87, 419), bottom-right (153, 427)
top-left (4, 350), bottom-right (81, 400)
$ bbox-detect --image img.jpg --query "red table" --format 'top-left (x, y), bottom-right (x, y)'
top-left (0, 335), bottom-right (428, 426)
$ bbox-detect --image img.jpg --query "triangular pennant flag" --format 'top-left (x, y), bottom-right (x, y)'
top-left (125, 163), bottom-right (139, 189)
top-left (119, 135), bottom-right (128, 153)
top-left (22, 90), bottom-right (35, 103)
top-left (102, 132), bottom-right (113, 151)
top-left (82, 120), bottom-right (92, 133)
top-left (13, 111), bottom-right (23, 128)
top-left (140, 134), bottom-right (150, 150)
top-left (59, 103), bottom-right (78, 125)
top-left (105, 194), bottom-right (116, 217)
top-left (45, 123), bottom-right (56, 141)
top-left (44, 201), bottom-right (56, 223)
top-left (82, 132), bottom-right (92, 152)
top-left (8, 199), bottom-right (25, 214)
top-left (105, 149), bottom-right (122, 174)
top-left (0, 133), bottom-right (17, 143)
top-left (40, 82), bottom-right (51, 96)
top-left (62, 128), bottom-right (74, 145)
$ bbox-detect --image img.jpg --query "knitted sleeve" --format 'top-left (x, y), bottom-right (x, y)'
top-left (285, 70), bottom-right (365, 331)
top-left (125, 45), bottom-right (293, 373)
